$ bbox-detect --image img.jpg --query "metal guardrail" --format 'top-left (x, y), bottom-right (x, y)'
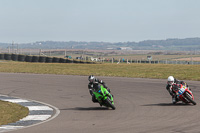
top-left (102, 59), bottom-right (200, 65)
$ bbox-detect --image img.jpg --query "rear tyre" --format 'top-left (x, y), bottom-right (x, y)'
top-left (105, 97), bottom-right (115, 110)
top-left (184, 91), bottom-right (196, 105)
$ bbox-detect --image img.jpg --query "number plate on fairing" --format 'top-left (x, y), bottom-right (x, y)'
top-left (178, 87), bottom-right (186, 95)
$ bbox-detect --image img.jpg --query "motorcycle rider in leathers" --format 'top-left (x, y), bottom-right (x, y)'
top-left (88, 75), bottom-right (111, 106)
top-left (166, 76), bottom-right (189, 104)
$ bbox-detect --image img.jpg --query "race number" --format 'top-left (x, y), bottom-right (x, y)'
top-left (178, 87), bottom-right (186, 95)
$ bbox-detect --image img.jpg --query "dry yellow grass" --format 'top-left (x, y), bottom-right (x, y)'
top-left (0, 62), bottom-right (200, 81)
top-left (175, 57), bottom-right (200, 61)
top-left (0, 100), bottom-right (29, 126)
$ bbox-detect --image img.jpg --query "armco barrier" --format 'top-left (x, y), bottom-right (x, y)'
top-left (32, 56), bottom-right (39, 62)
top-left (52, 57), bottom-right (60, 63)
top-left (18, 55), bottom-right (26, 62)
top-left (0, 53), bottom-right (4, 60)
top-left (59, 58), bottom-right (67, 63)
top-left (25, 55), bottom-right (32, 62)
top-left (66, 59), bottom-right (73, 63)
top-left (11, 54), bottom-right (18, 61)
top-left (0, 53), bottom-right (96, 64)
top-left (38, 56), bottom-right (46, 63)
top-left (4, 54), bottom-right (12, 60)
top-left (72, 60), bottom-right (80, 63)
top-left (46, 57), bottom-right (53, 63)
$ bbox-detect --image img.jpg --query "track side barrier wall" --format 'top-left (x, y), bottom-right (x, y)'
top-left (0, 54), bottom-right (96, 64)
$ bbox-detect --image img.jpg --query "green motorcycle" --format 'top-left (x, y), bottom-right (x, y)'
top-left (93, 85), bottom-right (115, 110)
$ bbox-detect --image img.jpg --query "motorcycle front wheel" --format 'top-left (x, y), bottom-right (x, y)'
top-left (105, 97), bottom-right (116, 110)
top-left (184, 91), bottom-right (197, 105)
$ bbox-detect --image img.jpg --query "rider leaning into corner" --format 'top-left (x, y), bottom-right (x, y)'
top-left (166, 76), bottom-right (191, 104)
top-left (88, 75), bottom-right (111, 106)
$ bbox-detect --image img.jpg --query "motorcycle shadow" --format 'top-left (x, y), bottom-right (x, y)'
top-left (60, 107), bottom-right (110, 111)
top-left (142, 103), bottom-right (194, 106)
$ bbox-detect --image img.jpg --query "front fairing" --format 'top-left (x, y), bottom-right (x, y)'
top-left (176, 86), bottom-right (194, 101)
top-left (93, 85), bottom-right (114, 104)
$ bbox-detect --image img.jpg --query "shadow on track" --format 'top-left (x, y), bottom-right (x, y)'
top-left (142, 103), bottom-right (194, 106)
top-left (60, 107), bottom-right (110, 111)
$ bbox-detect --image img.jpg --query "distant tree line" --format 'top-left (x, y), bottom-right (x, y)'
top-left (0, 37), bottom-right (200, 51)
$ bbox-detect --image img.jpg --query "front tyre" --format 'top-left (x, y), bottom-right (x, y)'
top-left (105, 97), bottom-right (116, 110)
top-left (184, 91), bottom-right (197, 105)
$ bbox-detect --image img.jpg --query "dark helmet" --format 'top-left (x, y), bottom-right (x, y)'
top-left (88, 75), bottom-right (95, 82)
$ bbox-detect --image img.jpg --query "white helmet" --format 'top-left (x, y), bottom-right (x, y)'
top-left (167, 76), bottom-right (174, 85)
top-left (88, 75), bottom-right (95, 82)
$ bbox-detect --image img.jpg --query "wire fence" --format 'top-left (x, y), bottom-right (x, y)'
top-left (1, 48), bottom-right (200, 65)
top-left (101, 58), bottom-right (200, 65)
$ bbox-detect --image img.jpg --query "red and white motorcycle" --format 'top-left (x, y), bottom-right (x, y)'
top-left (171, 84), bottom-right (196, 105)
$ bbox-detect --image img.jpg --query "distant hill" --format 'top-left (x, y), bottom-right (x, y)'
top-left (1, 37), bottom-right (200, 51)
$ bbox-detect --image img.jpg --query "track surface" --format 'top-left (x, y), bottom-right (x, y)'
top-left (0, 73), bottom-right (200, 133)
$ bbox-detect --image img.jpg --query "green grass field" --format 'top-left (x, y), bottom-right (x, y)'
top-left (0, 100), bottom-right (29, 125)
top-left (0, 62), bottom-right (200, 80)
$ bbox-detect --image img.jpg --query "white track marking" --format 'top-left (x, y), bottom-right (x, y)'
top-left (26, 106), bottom-right (53, 111)
top-left (1, 99), bottom-right (29, 103)
top-left (20, 115), bottom-right (52, 121)
top-left (0, 126), bottom-right (23, 129)
top-left (0, 95), bottom-right (60, 133)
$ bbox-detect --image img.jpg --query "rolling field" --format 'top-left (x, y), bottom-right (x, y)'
top-left (0, 62), bottom-right (200, 81)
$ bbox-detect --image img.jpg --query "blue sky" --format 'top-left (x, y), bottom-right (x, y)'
top-left (0, 0), bottom-right (200, 43)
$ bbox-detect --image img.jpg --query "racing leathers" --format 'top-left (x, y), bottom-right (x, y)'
top-left (166, 78), bottom-right (189, 103)
top-left (88, 78), bottom-right (110, 103)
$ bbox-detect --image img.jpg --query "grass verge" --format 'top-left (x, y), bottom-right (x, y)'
top-left (0, 100), bottom-right (29, 126)
top-left (0, 62), bottom-right (200, 81)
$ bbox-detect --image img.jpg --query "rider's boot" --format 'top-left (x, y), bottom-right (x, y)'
top-left (92, 95), bottom-right (98, 103)
top-left (99, 102), bottom-right (102, 106)
top-left (172, 95), bottom-right (177, 104)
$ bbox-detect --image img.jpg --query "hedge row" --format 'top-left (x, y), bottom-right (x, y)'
top-left (0, 53), bottom-right (95, 64)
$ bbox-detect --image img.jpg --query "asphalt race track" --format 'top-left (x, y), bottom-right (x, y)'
top-left (1, 73), bottom-right (200, 133)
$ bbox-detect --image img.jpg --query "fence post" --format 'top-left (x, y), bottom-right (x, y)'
top-left (8, 46), bottom-right (11, 53)
top-left (39, 49), bottom-right (42, 56)
top-left (191, 57), bottom-right (193, 65)
top-left (117, 58), bottom-right (120, 64)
